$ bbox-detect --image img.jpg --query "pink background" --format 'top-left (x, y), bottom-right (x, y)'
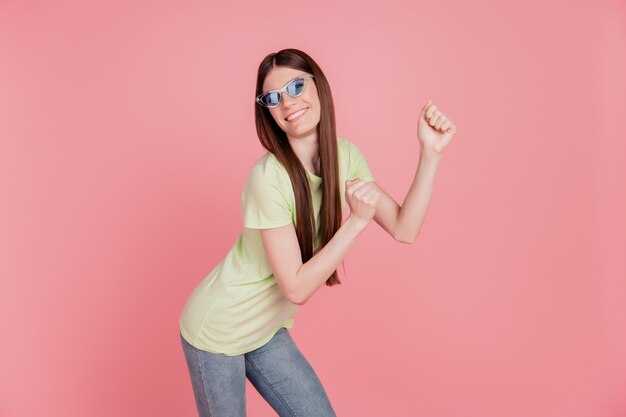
top-left (1, 0), bottom-right (625, 416)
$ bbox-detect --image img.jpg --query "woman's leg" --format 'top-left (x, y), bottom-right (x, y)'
top-left (244, 327), bottom-right (337, 417)
top-left (180, 332), bottom-right (246, 417)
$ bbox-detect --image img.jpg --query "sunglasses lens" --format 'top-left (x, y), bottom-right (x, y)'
top-left (286, 78), bottom-right (305, 96)
top-left (260, 91), bottom-right (281, 107)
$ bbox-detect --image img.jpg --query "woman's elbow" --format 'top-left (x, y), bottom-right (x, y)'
top-left (288, 293), bottom-right (308, 305)
top-left (394, 229), bottom-right (419, 244)
top-left (286, 285), bottom-right (308, 305)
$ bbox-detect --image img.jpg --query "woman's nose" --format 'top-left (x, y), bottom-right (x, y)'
top-left (281, 93), bottom-right (299, 109)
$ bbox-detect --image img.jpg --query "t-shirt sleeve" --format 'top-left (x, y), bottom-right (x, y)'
top-left (349, 141), bottom-right (376, 182)
top-left (240, 166), bottom-right (293, 229)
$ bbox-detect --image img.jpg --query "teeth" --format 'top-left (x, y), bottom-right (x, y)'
top-left (288, 110), bottom-right (305, 120)
top-left (287, 108), bottom-right (307, 121)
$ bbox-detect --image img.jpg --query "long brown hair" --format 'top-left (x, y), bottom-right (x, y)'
top-left (254, 48), bottom-right (343, 286)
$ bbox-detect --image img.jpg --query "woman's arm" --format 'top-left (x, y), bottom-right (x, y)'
top-left (260, 178), bottom-right (380, 305)
top-left (371, 98), bottom-right (457, 243)
top-left (371, 146), bottom-right (442, 244)
top-left (260, 215), bottom-right (368, 305)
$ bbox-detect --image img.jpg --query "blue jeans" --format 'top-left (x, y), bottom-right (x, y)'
top-left (180, 328), bottom-right (337, 417)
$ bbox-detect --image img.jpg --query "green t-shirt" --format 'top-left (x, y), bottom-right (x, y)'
top-left (179, 137), bottom-right (375, 355)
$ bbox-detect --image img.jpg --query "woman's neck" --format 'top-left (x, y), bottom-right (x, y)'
top-left (287, 132), bottom-right (320, 176)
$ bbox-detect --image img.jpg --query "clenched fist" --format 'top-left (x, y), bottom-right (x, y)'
top-left (345, 178), bottom-right (381, 225)
top-left (417, 98), bottom-right (457, 154)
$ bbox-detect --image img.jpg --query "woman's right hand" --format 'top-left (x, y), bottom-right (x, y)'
top-left (345, 178), bottom-right (381, 225)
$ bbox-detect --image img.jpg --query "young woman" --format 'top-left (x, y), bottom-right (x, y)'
top-left (179, 48), bottom-right (457, 417)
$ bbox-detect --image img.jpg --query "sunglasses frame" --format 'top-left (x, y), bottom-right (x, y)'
top-left (256, 73), bottom-right (315, 108)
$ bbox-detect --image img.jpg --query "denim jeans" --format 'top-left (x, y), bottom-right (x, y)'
top-left (180, 327), bottom-right (337, 417)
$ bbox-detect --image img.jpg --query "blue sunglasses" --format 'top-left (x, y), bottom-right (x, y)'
top-left (256, 74), bottom-right (315, 108)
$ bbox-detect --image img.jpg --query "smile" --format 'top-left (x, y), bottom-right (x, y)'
top-left (285, 108), bottom-right (308, 122)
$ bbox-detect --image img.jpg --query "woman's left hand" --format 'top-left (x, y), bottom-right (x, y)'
top-left (417, 98), bottom-right (457, 154)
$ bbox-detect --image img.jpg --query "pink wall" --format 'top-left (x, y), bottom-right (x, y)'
top-left (1, 0), bottom-right (625, 416)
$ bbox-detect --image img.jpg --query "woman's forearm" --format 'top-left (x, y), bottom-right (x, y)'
top-left (293, 215), bottom-right (368, 304)
top-left (395, 146), bottom-right (443, 243)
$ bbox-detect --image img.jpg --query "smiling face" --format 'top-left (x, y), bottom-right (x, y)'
top-left (262, 66), bottom-right (321, 142)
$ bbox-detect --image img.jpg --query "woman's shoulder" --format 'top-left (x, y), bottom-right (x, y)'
top-left (245, 152), bottom-right (289, 187)
top-left (337, 136), bottom-right (362, 161)
top-left (337, 136), bottom-right (349, 148)
top-left (337, 136), bottom-right (358, 152)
